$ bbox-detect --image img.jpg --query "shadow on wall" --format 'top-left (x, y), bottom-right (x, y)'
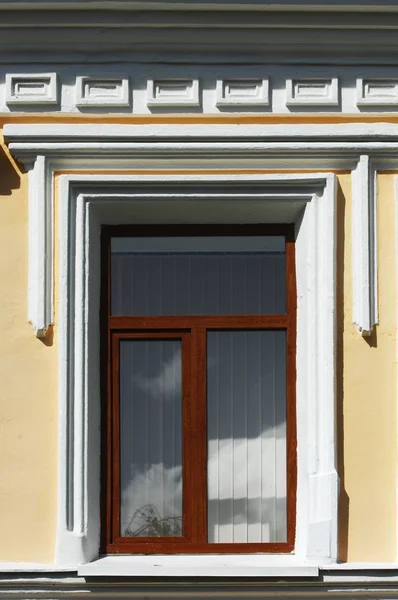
top-left (363, 327), bottom-right (377, 348)
top-left (39, 324), bottom-right (54, 347)
top-left (0, 142), bottom-right (22, 194)
top-left (336, 177), bottom-right (378, 561)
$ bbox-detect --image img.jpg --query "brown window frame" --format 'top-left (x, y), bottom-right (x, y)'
top-left (101, 224), bottom-right (297, 555)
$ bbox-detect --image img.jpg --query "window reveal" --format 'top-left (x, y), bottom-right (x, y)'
top-left (102, 225), bottom-right (296, 554)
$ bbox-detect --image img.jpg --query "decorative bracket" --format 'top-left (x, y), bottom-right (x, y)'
top-left (352, 154), bottom-right (378, 336)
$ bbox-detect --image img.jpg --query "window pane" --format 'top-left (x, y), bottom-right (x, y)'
top-left (111, 236), bottom-right (286, 316)
top-left (119, 339), bottom-right (183, 537)
top-left (207, 331), bottom-right (287, 543)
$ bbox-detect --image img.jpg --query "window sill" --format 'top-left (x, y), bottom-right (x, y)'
top-left (77, 555), bottom-right (319, 577)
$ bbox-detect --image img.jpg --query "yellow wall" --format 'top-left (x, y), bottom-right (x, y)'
top-left (0, 143), bottom-right (57, 563)
top-left (0, 129), bottom-right (396, 563)
top-left (339, 173), bottom-right (397, 562)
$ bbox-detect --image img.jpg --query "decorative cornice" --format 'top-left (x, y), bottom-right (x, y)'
top-left (4, 71), bottom-right (398, 114)
top-left (4, 122), bottom-right (384, 339)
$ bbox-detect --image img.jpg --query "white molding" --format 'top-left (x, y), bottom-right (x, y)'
top-left (6, 73), bottom-right (57, 105)
top-left (75, 76), bottom-right (130, 107)
top-left (4, 68), bottom-right (398, 115)
top-left (147, 78), bottom-right (200, 107)
top-left (7, 69), bottom-right (398, 114)
top-left (357, 78), bottom-right (398, 106)
top-left (10, 121), bottom-right (398, 142)
top-left (286, 78), bottom-right (339, 107)
top-left (5, 121), bottom-right (394, 340)
top-left (44, 171), bottom-right (337, 568)
top-left (215, 78), bottom-right (269, 107)
top-left (27, 155), bottom-right (52, 337)
top-left (352, 155), bottom-right (378, 336)
top-left (295, 174), bottom-right (338, 561)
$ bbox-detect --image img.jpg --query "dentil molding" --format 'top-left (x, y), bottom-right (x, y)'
top-left (4, 71), bottom-right (398, 113)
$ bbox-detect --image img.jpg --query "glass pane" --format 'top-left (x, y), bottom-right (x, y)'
top-left (207, 331), bottom-right (287, 543)
top-left (111, 236), bottom-right (286, 316)
top-left (119, 339), bottom-right (183, 537)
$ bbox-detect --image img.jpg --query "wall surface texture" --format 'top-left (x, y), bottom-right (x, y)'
top-left (339, 173), bottom-right (396, 562)
top-left (0, 138), bottom-right (57, 563)
top-left (0, 132), bottom-right (396, 564)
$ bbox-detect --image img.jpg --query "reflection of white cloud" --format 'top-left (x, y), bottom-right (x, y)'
top-left (121, 464), bottom-right (182, 536)
top-left (208, 427), bottom-right (286, 543)
top-left (208, 426), bottom-right (286, 501)
top-left (121, 422), bottom-right (286, 541)
top-left (133, 348), bottom-right (181, 402)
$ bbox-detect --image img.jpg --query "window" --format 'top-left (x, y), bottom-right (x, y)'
top-left (102, 224), bottom-right (296, 554)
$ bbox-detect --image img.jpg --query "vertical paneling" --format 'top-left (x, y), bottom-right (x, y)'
top-left (207, 331), bottom-right (287, 543)
top-left (119, 339), bottom-right (183, 537)
top-left (111, 250), bottom-right (286, 316)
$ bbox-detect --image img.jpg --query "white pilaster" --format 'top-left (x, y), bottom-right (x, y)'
top-left (352, 154), bottom-right (378, 336)
top-left (27, 155), bottom-right (52, 338)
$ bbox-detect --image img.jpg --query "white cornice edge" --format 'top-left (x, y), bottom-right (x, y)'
top-left (352, 155), bottom-right (378, 336)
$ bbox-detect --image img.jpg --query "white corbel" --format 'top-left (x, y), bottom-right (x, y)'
top-left (28, 154), bottom-right (52, 337)
top-left (352, 154), bottom-right (378, 336)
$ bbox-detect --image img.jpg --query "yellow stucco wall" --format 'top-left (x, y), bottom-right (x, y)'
top-left (0, 128), bottom-right (396, 563)
top-left (0, 143), bottom-right (57, 563)
top-left (338, 173), bottom-right (397, 561)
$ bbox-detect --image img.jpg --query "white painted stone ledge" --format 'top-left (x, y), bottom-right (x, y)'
top-left (78, 556), bottom-right (319, 577)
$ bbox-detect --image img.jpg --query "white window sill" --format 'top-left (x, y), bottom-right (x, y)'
top-left (77, 555), bottom-right (319, 577)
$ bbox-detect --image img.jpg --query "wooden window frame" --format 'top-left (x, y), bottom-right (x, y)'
top-left (101, 224), bottom-right (297, 555)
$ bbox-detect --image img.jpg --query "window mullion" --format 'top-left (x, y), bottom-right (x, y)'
top-left (183, 327), bottom-right (207, 544)
top-left (110, 332), bottom-right (121, 544)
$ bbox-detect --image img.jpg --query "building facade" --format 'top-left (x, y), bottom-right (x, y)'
top-left (1, 1), bottom-right (398, 598)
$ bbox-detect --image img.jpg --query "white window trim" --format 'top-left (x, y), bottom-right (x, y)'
top-left (44, 171), bottom-right (337, 572)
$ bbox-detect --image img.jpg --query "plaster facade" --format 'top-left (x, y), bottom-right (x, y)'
top-left (1, 0), bottom-right (398, 597)
top-left (0, 166), bottom-right (396, 566)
